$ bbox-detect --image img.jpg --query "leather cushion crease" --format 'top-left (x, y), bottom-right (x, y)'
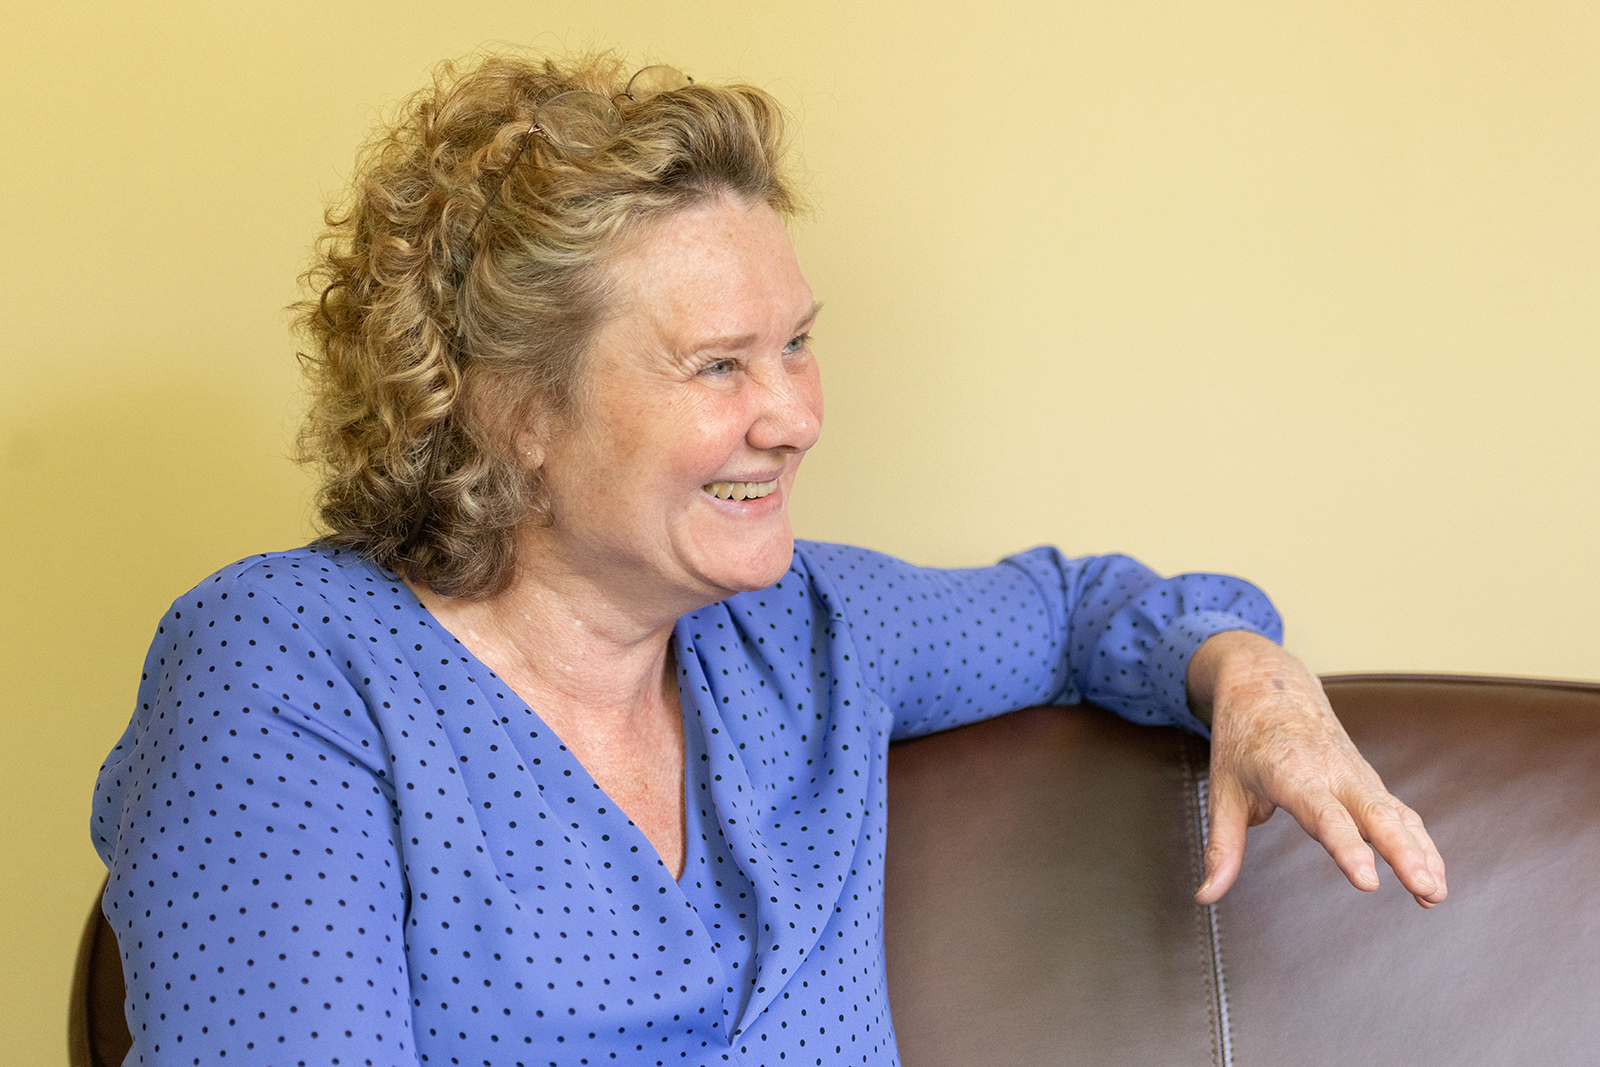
top-left (72, 675), bottom-right (1600, 1066)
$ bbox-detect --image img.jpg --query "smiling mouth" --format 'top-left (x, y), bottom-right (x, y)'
top-left (704, 480), bottom-right (778, 501)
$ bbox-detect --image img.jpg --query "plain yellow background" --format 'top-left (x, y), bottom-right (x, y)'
top-left (3, 1), bottom-right (1595, 1061)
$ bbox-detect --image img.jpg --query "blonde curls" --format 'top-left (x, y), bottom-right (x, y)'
top-left (295, 51), bottom-right (798, 598)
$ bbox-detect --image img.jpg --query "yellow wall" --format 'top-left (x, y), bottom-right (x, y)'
top-left (3, 1), bottom-right (1595, 1061)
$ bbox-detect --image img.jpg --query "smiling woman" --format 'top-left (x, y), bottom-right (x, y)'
top-left (521, 197), bottom-right (823, 612)
top-left (295, 55), bottom-right (798, 601)
top-left (91, 49), bottom-right (1445, 1067)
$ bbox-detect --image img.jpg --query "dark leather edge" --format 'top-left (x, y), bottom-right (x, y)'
top-left (68, 876), bottom-right (105, 1067)
top-left (1321, 672), bottom-right (1600, 692)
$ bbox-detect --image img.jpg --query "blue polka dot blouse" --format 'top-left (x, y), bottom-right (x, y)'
top-left (93, 540), bottom-right (1280, 1066)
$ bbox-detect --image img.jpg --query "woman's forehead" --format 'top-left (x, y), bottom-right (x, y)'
top-left (604, 198), bottom-right (814, 343)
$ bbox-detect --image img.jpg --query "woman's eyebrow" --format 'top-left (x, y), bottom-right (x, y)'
top-left (798, 300), bottom-right (824, 332)
top-left (685, 301), bottom-right (825, 352)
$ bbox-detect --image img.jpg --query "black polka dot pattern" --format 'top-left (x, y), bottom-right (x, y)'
top-left (93, 540), bottom-right (1280, 1065)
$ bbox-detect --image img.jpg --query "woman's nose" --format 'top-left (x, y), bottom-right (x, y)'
top-left (747, 360), bottom-right (823, 455)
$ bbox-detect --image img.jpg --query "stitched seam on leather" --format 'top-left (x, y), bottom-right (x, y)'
top-left (1197, 771), bottom-right (1235, 1067)
top-left (1181, 744), bottom-right (1222, 1067)
top-left (1183, 741), bottom-right (1233, 1067)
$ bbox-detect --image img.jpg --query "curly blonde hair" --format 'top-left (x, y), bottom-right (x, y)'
top-left (295, 52), bottom-right (797, 598)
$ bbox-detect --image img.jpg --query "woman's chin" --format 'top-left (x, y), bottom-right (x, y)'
top-left (703, 536), bottom-right (796, 596)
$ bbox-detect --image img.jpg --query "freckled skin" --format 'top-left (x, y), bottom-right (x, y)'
top-left (1187, 631), bottom-right (1449, 908)
top-left (525, 195), bottom-right (824, 619)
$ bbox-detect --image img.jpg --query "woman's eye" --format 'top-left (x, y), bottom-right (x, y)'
top-left (701, 358), bottom-right (737, 376)
top-left (783, 332), bottom-right (812, 356)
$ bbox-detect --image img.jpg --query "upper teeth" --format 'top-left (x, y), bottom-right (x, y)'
top-left (705, 480), bottom-right (777, 501)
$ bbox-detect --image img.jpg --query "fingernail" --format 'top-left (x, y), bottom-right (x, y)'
top-left (1357, 868), bottom-right (1379, 889)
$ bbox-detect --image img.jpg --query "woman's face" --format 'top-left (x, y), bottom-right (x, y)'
top-left (522, 195), bottom-right (823, 618)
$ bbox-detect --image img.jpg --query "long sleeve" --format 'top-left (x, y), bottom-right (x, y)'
top-left (791, 541), bottom-right (1283, 739)
top-left (93, 562), bottom-right (420, 1066)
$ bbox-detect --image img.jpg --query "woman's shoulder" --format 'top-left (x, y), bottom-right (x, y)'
top-left (788, 538), bottom-right (1050, 601)
top-left (173, 542), bottom-right (401, 610)
top-left (787, 538), bottom-right (914, 591)
top-left (719, 538), bottom-right (1015, 632)
top-left (152, 542), bottom-right (420, 651)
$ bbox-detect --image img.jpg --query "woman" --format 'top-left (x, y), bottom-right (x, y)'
top-left (93, 53), bottom-right (1444, 1066)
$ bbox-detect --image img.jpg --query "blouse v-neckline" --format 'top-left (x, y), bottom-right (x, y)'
top-left (399, 580), bottom-right (765, 1034)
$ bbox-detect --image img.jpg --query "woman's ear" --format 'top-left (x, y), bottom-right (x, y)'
top-left (514, 429), bottom-right (545, 471)
top-left (495, 386), bottom-right (561, 474)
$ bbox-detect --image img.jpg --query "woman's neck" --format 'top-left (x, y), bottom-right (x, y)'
top-left (406, 563), bottom-right (676, 730)
top-left (403, 562), bottom-right (690, 880)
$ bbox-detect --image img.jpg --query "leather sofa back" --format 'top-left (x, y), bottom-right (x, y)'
top-left (883, 676), bottom-right (1600, 1066)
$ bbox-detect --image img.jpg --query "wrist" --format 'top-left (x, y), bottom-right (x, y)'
top-left (1185, 629), bottom-right (1281, 728)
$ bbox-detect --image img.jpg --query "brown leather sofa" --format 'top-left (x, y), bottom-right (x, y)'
top-left (885, 675), bottom-right (1600, 1066)
top-left (72, 675), bottom-right (1600, 1066)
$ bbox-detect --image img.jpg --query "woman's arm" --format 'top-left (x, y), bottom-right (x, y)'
top-left (793, 541), bottom-right (1445, 906)
top-left (94, 568), bottom-right (420, 1065)
top-left (1186, 631), bottom-right (1448, 908)
top-left (793, 541), bottom-right (1282, 738)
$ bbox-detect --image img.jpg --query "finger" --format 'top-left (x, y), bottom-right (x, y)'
top-left (1403, 807), bottom-right (1449, 903)
top-left (1357, 800), bottom-right (1448, 906)
top-left (1419, 835), bottom-right (1449, 906)
top-left (1290, 797), bottom-right (1380, 892)
top-left (1195, 778), bottom-right (1253, 905)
